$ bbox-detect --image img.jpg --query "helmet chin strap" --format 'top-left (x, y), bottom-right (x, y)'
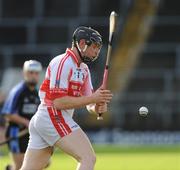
top-left (75, 42), bottom-right (87, 53)
top-left (75, 42), bottom-right (84, 62)
top-left (75, 42), bottom-right (96, 64)
top-left (82, 44), bottom-right (88, 52)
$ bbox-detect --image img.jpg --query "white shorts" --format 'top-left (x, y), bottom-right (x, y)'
top-left (28, 107), bottom-right (80, 149)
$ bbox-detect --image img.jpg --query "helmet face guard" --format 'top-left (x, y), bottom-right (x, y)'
top-left (72, 26), bottom-right (103, 64)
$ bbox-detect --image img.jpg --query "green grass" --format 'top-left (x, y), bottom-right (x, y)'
top-left (0, 145), bottom-right (180, 170)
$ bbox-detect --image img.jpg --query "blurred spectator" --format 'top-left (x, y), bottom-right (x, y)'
top-left (1, 60), bottom-right (42, 170)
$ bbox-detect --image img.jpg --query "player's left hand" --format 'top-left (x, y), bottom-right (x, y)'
top-left (95, 103), bottom-right (107, 113)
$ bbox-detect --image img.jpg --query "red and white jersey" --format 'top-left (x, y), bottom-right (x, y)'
top-left (38, 48), bottom-right (93, 117)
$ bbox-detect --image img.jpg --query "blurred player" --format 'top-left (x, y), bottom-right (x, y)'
top-left (20, 27), bottom-right (113, 170)
top-left (1, 60), bottom-right (42, 170)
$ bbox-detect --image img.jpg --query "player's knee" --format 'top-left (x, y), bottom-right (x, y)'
top-left (78, 152), bottom-right (96, 166)
top-left (89, 153), bottom-right (96, 166)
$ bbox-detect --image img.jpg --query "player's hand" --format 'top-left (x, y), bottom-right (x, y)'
top-left (95, 103), bottom-right (108, 113)
top-left (91, 88), bottom-right (113, 104)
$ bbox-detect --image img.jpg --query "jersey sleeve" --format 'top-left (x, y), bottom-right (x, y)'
top-left (1, 89), bottom-right (21, 115)
top-left (82, 68), bottom-right (94, 96)
top-left (49, 59), bottom-right (71, 100)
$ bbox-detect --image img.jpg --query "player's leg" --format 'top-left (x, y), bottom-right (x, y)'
top-left (10, 133), bottom-right (30, 170)
top-left (5, 127), bottom-right (24, 170)
top-left (11, 153), bottom-right (24, 170)
top-left (20, 147), bottom-right (53, 170)
top-left (55, 128), bottom-right (96, 170)
top-left (20, 115), bottom-right (53, 170)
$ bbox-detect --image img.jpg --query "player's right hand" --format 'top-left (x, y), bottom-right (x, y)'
top-left (91, 89), bottom-right (113, 104)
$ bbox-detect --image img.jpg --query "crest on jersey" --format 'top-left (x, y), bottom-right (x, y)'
top-left (70, 68), bottom-right (86, 84)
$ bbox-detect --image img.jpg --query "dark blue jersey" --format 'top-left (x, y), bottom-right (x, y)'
top-left (1, 81), bottom-right (40, 128)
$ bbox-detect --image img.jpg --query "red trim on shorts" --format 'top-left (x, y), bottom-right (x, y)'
top-left (56, 110), bottom-right (72, 134)
top-left (47, 107), bottom-right (65, 137)
top-left (52, 108), bottom-right (70, 135)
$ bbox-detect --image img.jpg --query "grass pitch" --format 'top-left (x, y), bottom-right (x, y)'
top-left (0, 145), bottom-right (180, 170)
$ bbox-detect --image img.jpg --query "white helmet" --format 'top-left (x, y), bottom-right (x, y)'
top-left (23, 60), bottom-right (42, 72)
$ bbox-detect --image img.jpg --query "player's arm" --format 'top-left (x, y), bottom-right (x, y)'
top-left (82, 70), bottom-right (109, 114)
top-left (53, 88), bottom-right (112, 110)
top-left (50, 61), bottom-right (112, 110)
top-left (1, 88), bottom-right (29, 127)
top-left (5, 114), bottom-right (29, 127)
